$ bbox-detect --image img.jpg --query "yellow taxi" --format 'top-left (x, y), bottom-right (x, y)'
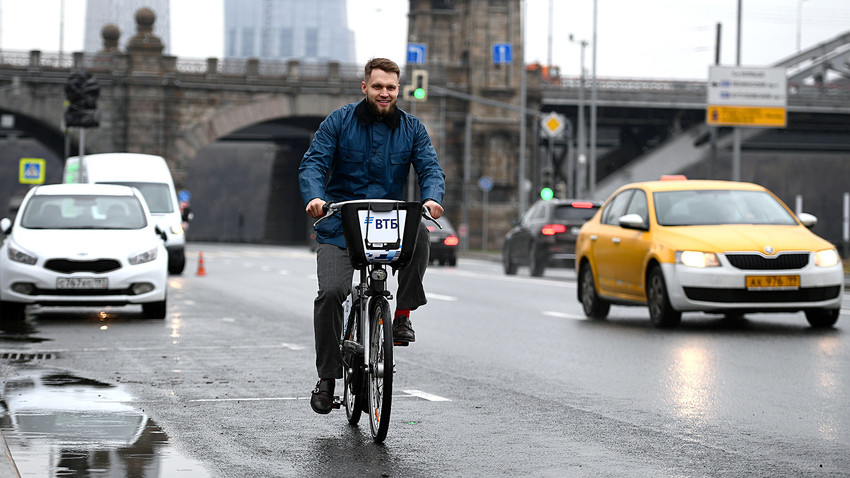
top-left (575, 178), bottom-right (844, 328)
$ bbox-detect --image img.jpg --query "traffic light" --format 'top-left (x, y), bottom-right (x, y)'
top-left (540, 167), bottom-right (554, 200)
top-left (405, 69), bottom-right (428, 101)
top-left (64, 71), bottom-right (100, 128)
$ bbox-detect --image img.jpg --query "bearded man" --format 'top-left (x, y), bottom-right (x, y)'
top-left (298, 58), bottom-right (446, 414)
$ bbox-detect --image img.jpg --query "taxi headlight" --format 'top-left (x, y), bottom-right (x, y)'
top-left (8, 243), bottom-right (37, 265)
top-left (677, 251), bottom-right (720, 268)
top-left (129, 248), bottom-right (158, 265)
top-left (170, 224), bottom-right (184, 235)
top-left (814, 248), bottom-right (839, 267)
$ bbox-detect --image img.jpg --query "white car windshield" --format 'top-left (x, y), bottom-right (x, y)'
top-left (21, 195), bottom-right (148, 230)
top-left (99, 182), bottom-right (174, 214)
top-left (654, 189), bottom-right (798, 226)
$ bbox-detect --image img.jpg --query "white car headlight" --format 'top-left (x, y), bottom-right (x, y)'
top-left (8, 243), bottom-right (37, 265)
top-left (814, 248), bottom-right (839, 267)
top-left (677, 251), bottom-right (720, 268)
top-left (129, 248), bottom-right (158, 265)
top-left (170, 224), bottom-right (184, 235)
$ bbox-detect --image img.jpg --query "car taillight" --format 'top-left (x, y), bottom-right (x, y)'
top-left (541, 224), bottom-right (567, 235)
top-left (444, 235), bottom-right (459, 246)
top-left (571, 201), bottom-right (594, 209)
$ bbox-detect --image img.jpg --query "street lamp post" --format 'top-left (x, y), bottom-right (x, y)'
top-left (569, 34), bottom-right (588, 198)
top-left (797, 0), bottom-right (809, 52)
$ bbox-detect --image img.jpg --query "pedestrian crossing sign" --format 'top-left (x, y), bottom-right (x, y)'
top-left (19, 158), bottom-right (46, 184)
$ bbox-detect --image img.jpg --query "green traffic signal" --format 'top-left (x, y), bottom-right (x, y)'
top-left (540, 187), bottom-right (554, 201)
top-left (413, 88), bottom-right (426, 100)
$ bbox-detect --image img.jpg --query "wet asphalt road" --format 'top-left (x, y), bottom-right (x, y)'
top-left (1, 242), bottom-right (849, 477)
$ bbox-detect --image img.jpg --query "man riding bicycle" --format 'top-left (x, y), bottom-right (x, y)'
top-left (298, 58), bottom-right (446, 415)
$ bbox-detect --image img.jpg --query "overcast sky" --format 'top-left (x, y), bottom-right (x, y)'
top-left (1, 0), bottom-right (849, 80)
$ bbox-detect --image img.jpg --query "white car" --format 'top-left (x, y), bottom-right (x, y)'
top-left (0, 184), bottom-right (169, 321)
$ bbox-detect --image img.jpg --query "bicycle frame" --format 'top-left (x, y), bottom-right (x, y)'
top-left (315, 199), bottom-right (440, 442)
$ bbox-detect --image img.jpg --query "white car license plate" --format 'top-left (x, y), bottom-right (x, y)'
top-left (56, 277), bottom-right (108, 289)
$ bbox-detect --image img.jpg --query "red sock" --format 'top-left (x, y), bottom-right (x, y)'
top-left (395, 309), bottom-right (410, 319)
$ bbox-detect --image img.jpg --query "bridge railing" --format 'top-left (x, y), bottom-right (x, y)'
top-left (545, 74), bottom-right (850, 110)
top-left (4, 48), bottom-right (850, 108)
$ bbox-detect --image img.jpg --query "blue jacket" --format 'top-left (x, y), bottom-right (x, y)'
top-left (299, 100), bottom-right (446, 248)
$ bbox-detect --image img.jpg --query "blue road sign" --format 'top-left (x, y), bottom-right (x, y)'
top-left (492, 43), bottom-right (512, 64)
top-left (178, 190), bottom-right (191, 203)
top-left (478, 176), bottom-right (494, 192)
top-left (407, 43), bottom-right (427, 65)
top-left (19, 158), bottom-right (45, 184)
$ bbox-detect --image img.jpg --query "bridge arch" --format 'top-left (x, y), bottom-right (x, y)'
top-left (174, 92), bottom-right (360, 175)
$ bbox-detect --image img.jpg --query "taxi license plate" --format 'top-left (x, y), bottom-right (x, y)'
top-left (745, 275), bottom-right (800, 290)
top-left (57, 277), bottom-right (108, 289)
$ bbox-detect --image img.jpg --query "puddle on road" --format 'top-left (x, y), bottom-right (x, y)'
top-left (0, 368), bottom-right (211, 477)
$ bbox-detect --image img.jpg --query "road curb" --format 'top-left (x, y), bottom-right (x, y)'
top-left (1, 430), bottom-right (20, 478)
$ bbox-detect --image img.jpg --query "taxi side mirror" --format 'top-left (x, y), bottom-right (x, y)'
top-left (619, 213), bottom-right (648, 231)
top-left (797, 212), bottom-right (817, 228)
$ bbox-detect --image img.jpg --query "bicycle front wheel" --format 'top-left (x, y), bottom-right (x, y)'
top-left (367, 296), bottom-right (393, 443)
top-left (342, 298), bottom-right (363, 425)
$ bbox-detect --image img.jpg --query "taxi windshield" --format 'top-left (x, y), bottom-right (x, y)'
top-left (654, 189), bottom-right (798, 226)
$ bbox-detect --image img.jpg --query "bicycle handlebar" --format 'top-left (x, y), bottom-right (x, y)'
top-left (313, 200), bottom-right (442, 229)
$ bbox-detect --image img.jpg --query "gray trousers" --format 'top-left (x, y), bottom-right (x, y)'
top-left (313, 222), bottom-right (430, 379)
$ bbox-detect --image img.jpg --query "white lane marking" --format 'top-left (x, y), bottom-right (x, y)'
top-left (543, 311), bottom-right (586, 320)
top-left (430, 267), bottom-right (575, 288)
top-left (427, 293), bottom-right (458, 302)
top-left (402, 389), bottom-right (452, 401)
top-left (189, 390), bottom-right (452, 403)
top-left (49, 343), bottom-right (306, 353)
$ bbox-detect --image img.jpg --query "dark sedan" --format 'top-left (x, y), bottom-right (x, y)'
top-left (503, 199), bottom-right (601, 277)
top-left (427, 216), bottom-right (459, 266)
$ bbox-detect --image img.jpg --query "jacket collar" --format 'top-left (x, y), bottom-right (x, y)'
top-left (354, 99), bottom-right (401, 130)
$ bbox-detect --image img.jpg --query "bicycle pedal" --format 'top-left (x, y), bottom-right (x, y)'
top-left (393, 341), bottom-right (409, 347)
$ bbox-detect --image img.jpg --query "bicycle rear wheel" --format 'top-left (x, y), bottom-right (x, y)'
top-left (367, 296), bottom-right (393, 443)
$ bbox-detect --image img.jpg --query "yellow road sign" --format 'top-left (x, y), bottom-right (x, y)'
top-left (541, 111), bottom-right (566, 137)
top-left (706, 105), bottom-right (787, 127)
top-left (19, 158), bottom-right (46, 184)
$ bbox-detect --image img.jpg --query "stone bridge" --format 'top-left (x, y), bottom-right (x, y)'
top-left (0, 8), bottom-right (365, 186)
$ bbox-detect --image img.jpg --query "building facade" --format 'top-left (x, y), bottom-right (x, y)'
top-left (223, 0), bottom-right (354, 63)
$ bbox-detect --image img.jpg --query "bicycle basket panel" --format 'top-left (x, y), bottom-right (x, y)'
top-left (340, 201), bottom-right (422, 270)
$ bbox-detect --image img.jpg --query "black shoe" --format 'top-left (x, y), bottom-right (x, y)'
top-left (392, 316), bottom-right (415, 343)
top-left (310, 379), bottom-right (335, 414)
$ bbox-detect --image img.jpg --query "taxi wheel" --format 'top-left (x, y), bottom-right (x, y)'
top-left (804, 308), bottom-right (839, 328)
top-left (579, 263), bottom-right (609, 319)
top-left (647, 267), bottom-right (681, 328)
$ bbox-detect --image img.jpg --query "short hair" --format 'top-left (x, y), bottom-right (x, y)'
top-left (364, 58), bottom-right (400, 82)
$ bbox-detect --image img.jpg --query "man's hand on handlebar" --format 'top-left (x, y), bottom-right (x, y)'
top-left (423, 200), bottom-right (443, 220)
top-left (306, 198), bottom-right (327, 218)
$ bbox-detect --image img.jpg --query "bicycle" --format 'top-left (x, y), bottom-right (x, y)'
top-left (314, 199), bottom-right (440, 443)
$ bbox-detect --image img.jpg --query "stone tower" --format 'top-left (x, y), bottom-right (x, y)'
top-left (407, 0), bottom-right (535, 250)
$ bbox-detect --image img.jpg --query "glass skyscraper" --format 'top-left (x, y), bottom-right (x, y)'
top-left (83, 0), bottom-right (171, 54)
top-left (224, 0), bottom-right (354, 63)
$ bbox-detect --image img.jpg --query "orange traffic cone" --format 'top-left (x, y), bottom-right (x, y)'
top-left (196, 251), bottom-right (207, 276)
